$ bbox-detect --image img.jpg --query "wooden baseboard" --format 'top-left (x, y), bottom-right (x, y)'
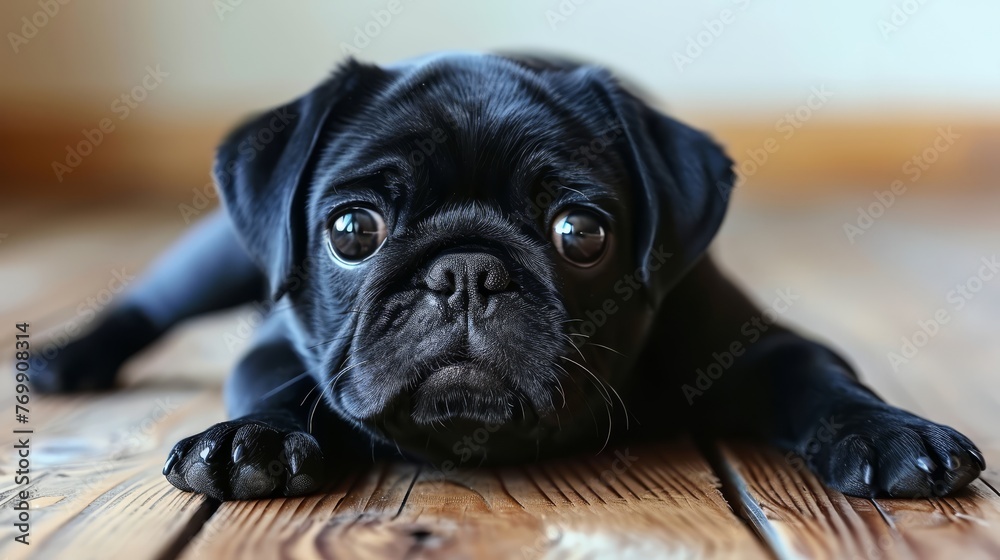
top-left (703, 118), bottom-right (1000, 197)
top-left (2, 104), bottom-right (997, 201)
top-left (0, 114), bottom-right (224, 201)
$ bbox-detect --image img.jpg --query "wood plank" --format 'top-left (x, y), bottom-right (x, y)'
top-left (716, 444), bottom-right (905, 560)
top-left (711, 191), bottom-right (1000, 559)
top-left (0, 388), bottom-right (224, 560)
top-left (179, 463), bottom-right (421, 559)
top-left (716, 444), bottom-right (1000, 560)
top-left (5, 193), bottom-right (996, 559)
top-left (182, 441), bottom-right (766, 560)
top-left (411, 441), bottom-right (766, 559)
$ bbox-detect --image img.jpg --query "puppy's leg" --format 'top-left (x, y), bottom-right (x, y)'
top-left (162, 316), bottom-right (330, 500)
top-left (34, 210), bottom-right (265, 392)
top-left (660, 257), bottom-right (984, 497)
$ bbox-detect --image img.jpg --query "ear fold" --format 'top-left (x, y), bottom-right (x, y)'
top-left (586, 71), bottom-right (735, 305)
top-left (213, 60), bottom-right (383, 300)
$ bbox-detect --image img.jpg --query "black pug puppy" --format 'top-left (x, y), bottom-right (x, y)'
top-left (35, 52), bottom-right (983, 500)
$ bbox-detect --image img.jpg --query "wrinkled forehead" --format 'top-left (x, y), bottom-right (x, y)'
top-left (325, 56), bottom-right (625, 210)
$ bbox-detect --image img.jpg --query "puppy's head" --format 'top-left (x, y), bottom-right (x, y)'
top-left (215, 53), bottom-right (733, 461)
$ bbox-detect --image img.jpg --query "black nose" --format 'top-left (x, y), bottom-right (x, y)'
top-left (424, 253), bottom-right (511, 301)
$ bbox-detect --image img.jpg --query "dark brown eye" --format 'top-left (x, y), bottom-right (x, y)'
top-left (326, 207), bottom-right (387, 265)
top-left (552, 208), bottom-right (608, 266)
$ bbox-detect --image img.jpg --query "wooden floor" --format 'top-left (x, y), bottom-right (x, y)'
top-left (1, 192), bottom-right (998, 559)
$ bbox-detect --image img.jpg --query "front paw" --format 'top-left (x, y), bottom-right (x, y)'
top-left (805, 407), bottom-right (984, 498)
top-left (162, 415), bottom-right (325, 500)
top-left (32, 329), bottom-right (122, 393)
top-left (32, 307), bottom-right (157, 393)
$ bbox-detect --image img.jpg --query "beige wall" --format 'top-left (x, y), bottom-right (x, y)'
top-left (2, 0), bottom-right (999, 199)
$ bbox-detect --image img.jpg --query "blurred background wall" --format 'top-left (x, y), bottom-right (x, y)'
top-left (1, 0), bottom-right (999, 203)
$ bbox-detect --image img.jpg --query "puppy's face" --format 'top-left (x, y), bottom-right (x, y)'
top-left (216, 53), bottom-right (734, 462)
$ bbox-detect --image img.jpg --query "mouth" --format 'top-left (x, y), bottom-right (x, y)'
top-left (344, 348), bottom-right (615, 463)
top-left (367, 359), bottom-right (553, 464)
top-left (402, 362), bottom-right (529, 426)
top-left (362, 357), bottom-right (543, 438)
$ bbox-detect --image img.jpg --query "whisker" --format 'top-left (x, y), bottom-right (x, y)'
top-left (327, 359), bottom-right (369, 397)
top-left (257, 370), bottom-right (314, 402)
top-left (599, 396), bottom-right (613, 454)
top-left (560, 355), bottom-right (630, 432)
top-left (585, 342), bottom-right (626, 357)
top-left (307, 333), bottom-right (356, 350)
top-left (553, 374), bottom-right (567, 409)
top-left (562, 333), bottom-right (588, 364)
top-left (560, 356), bottom-right (611, 404)
top-left (300, 355), bottom-right (348, 406)
top-left (555, 363), bottom-right (600, 437)
top-left (307, 391), bottom-right (323, 435)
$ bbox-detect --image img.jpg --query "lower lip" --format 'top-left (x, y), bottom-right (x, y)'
top-left (421, 364), bottom-right (504, 390)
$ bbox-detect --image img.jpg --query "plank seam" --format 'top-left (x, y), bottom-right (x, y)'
top-left (700, 442), bottom-right (797, 560)
top-left (981, 478), bottom-right (1000, 499)
top-left (393, 465), bottom-right (421, 519)
top-left (153, 496), bottom-right (221, 560)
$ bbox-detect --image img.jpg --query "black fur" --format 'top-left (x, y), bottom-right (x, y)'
top-left (34, 52), bottom-right (983, 500)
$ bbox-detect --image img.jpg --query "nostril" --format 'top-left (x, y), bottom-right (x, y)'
top-left (424, 253), bottom-right (512, 298)
top-left (443, 271), bottom-right (456, 295)
top-left (478, 267), bottom-right (510, 293)
top-left (426, 267), bottom-right (456, 295)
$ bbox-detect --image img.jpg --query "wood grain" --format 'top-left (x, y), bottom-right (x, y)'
top-left (179, 463), bottom-right (421, 559)
top-left (5, 193), bottom-right (998, 558)
top-left (181, 441), bottom-right (765, 560)
top-left (716, 444), bottom-right (1000, 560)
top-left (0, 388), bottom-right (223, 560)
top-left (716, 443), bottom-right (904, 560)
top-left (711, 193), bottom-right (1000, 560)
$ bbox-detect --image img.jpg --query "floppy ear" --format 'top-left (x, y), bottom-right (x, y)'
top-left (213, 60), bottom-right (384, 300)
top-left (587, 72), bottom-right (735, 305)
